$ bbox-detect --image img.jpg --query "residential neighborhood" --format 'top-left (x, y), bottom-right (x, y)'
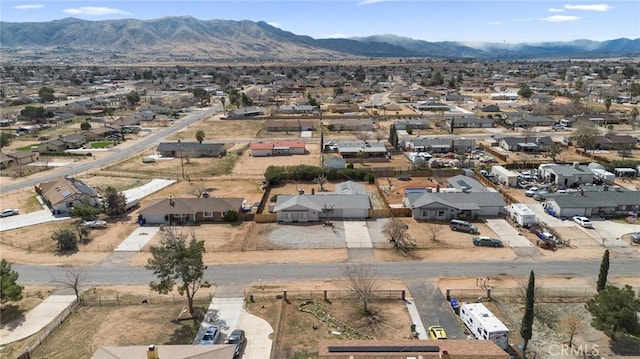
top-left (1, 56), bottom-right (640, 359)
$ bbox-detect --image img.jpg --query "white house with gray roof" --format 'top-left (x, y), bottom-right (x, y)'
top-left (539, 163), bottom-right (594, 187)
top-left (544, 188), bottom-right (640, 217)
top-left (404, 190), bottom-right (506, 220)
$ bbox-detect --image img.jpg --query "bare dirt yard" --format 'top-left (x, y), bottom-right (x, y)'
top-left (232, 147), bottom-right (322, 177)
top-left (376, 176), bottom-right (444, 206)
top-left (167, 117), bottom-right (265, 141)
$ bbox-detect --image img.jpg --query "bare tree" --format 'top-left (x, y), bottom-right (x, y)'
top-left (314, 173), bottom-right (328, 192)
top-left (384, 217), bottom-right (415, 255)
top-left (558, 311), bottom-right (586, 348)
top-left (425, 223), bottom-right (444, 242)
top-left (516, 278), bottom-right (543, 302)
top-left (355, 131), bottom-right (371, 143)
top-left (342, 263), bottom-right (380, 314)
top-left (374, 130), bottom-right (386, 143)
top-left (53, 267), bottom-right (84, 304)
top-left (191, 183), bottom-right (208, 198)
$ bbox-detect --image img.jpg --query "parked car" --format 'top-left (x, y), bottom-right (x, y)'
top-left (200, 325), bottom-right (220, 345)
top-left (428, 325), bottom-right (448, 340)
top-left (533, 190), bottom-right (549, 201)
top-left (225, 329), bottom-right (247, 358)
top-left (525, 187), bottom-right (540, 197)
top-left (629, 232), bottom-right (640, 244)
top-left (573, 216), bottom-right (593, 228)
top-left (472, 236), bottom-right (504, 247)
top-left (80, 220), bottom-right (108, 228)
top-left (450, 219), bottom-right (478, 234)
top-left (0, 208), bottom-right (19, 217)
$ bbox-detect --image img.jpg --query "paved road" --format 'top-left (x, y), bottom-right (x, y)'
top-left (1, 106), bottom-right (220, 193)
top-left (14, 257), bottom-right (638, 287)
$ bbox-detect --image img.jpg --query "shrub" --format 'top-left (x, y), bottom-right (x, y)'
top-left (52, 229), bottom-right (78, 251)
top-left (223, 210), bottom-right (239, 222)
top-left (270, 194), bottom-right (278, 203)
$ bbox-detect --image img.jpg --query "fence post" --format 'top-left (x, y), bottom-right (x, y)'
top-left (402, 290), bottom-right (406, 301)
top-left (324, 290), bottom-right (328, 302)
top-left (283, 290), bottom-right (287, 302)
top-left (445, 289), bottom-right (450, 301)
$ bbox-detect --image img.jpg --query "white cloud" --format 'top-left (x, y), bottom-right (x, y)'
top-left (488, 21), bottom-right (502, 25)
top-left (548, 8), bottom-right (564, 12)
top-left (267, 21), bottom-right (281, 28)
top-left (564, 4), bottom-right (612, 12)
top-left (12, 4), bottom-right (44, 10)
top-left (541, 15), bottom-right (581, 22)
top-left (357, 0), bottom-right (391, 5)
top-left (63, 7), bottom-right (130, 16)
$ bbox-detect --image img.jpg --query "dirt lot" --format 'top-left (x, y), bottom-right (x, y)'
top-left (166, 116), bottom-right (265, 141)
top-left (232, 146), bottom-right (322, 177)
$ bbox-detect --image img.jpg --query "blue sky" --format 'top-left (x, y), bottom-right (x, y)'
top-left (2, 1), bottom-right (639, 43)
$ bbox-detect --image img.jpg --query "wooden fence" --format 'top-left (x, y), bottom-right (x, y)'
top-left (368, 208), bottom-right (412, 218)
top-left (16, 301), bottom-right (80, 359)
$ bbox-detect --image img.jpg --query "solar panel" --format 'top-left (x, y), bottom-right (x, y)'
top-left (327, 345), bottom-right (440, 353)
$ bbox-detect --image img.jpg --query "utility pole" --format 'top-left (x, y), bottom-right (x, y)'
top-left (179, 141), bottom-right (185, 179)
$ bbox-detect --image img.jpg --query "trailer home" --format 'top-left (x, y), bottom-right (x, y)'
top-left (460, 303), bottom-right (510, 350)
top-left (509, 203), bottom-right (536, 228)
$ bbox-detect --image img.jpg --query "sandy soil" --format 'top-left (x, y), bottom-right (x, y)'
top-left (232, 145), bottom-right (322, 177)
top-left (166, 117), bottom-right (265, 141)
top-left (377, 176), bottom-right (447, 205)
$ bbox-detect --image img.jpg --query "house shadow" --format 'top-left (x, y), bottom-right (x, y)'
top-left (610, 336), bottom-right (640, 355)
top-left (0, 304), bottom-right (27, 330)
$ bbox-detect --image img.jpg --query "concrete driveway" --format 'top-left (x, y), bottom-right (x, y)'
top-left (114, 226), bottom-right (161, 251)
top-left (343, 221), bottom-right (373, 248)
top-left (198, 295), bottom-right (273, 359)
top-left (484, 219), bottom-right (534, 248)
top-left (0, 209), bottom-right (69, 232)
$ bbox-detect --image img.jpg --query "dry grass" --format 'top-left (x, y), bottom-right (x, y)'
top-left (167, 117), bottom-right (265, 140)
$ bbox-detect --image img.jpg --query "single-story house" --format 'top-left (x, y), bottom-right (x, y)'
top-left (317, 339), bottom-right (509, 359)
top-left (5, 151), bottom-right (39, 166)
top-left (139, 197), bottom-right (244, 224)
top-left (337, 141), bottom-right (387, 160)
top-left (539, 163), bottom-right (594, 187)
top-left (405, 190), bottom-right (506, 220)
top-left (35, 177), bottom-right (100, 215)
top-left (393, 118), bottom-right (431, 131)
top-left (544, 188), bottom-right (640, 217)
top-left (404, 137), bottom-right (476, 154)
top-left (250, 141), bottom-right (306, 157)
top-left (60, 133), bottom-right (87, 149)
top-left (278, 104), bottom-right (317, 114)
top-left (92, 344), bottom-right (235, 359)
top-left (509, 115), bottom-right (556, 128)
top-left (156, 141), bottom-right (226, 158)
top-left (594, 134), bottom-right (637, 150)
top-left (273, 192), bottom-right (371, 222)
top-left (446, 174), bottom-right (490, 192)
top-left (264, 120), bottom-right (315, 132)
top-left (0, 152), bottom-right (13, 169)
top-left (490, 92), bottom-right (518, 101)
top-left (498, 136), bottom-right (555, 152)
top-left (326, 104), bottom-right (359, 113)
top-left (413, 101), bottom-right (450, 112)
top-left (327, 119), bottom-right (373, 132)
top-left (447, 117), bottom-right (494, 128)
top-left (481, 104), bottom-right (501, 112)
top-left (225, 107), bottom-right (265, 119)
top-left (39, 139), bottom-right (67, 153)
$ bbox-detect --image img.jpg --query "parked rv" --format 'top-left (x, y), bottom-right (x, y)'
top-left (459, 303), bottom-right (510, 350)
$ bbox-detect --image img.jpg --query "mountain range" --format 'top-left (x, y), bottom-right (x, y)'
top-left (1, 16), bottom-right (639, 61)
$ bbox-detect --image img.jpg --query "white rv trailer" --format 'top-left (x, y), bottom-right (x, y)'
top-left (509, 203), bottom-right (536, 228)
top-left (460, 302), bottom-right (510, 350)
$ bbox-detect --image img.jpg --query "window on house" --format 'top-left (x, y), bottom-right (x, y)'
top-left (173, 213), bottom-right (181, 218)
top-left (437, 210), bottom-right (445, 217)
top-left (203, 212), bottom-right (213, 217)
top-left (421, 211), bottom-right (427, 217)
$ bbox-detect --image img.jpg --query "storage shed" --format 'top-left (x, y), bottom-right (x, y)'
top-left (491, 165), bottom-right (518, 187)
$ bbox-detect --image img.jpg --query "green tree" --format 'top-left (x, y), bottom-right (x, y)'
top-left (191, 88), bottom-right (210, 107)
top-left (586, 285), bottom-right (640, 337)
top-left (520, 270), bottom-right (535, 357)
top-left (52, 228), bottom-right (78, 251)
top-left (573, 120), bottom-right (599, 152)
top-left (544, 143), bottom-right (563, 162)
top-left (223, 210), bottom-right (239, 222)
top-left (38, 86), bottom-right (56, 102)
top-left (597, 249), bottom-right (609, 292)
top-left (1, 259), bottom-right (24, 303)
top-left (630, 107), bottom-right (639, 131)
top-left (103, 186), bottom-right (127, 217)
top-left (80, 121), bottom-right (92, 130)
top-left (0, 131), bottom-right (15, 149)
top-left (20, 106), bottom-right (51, 119)
top-left (388, 125), bottom-right (398, 148)
top-left (518, 84), bottom-right (533, 102)
top-left (70, 199), bottom-right (101, 220)
top-left (195, 130), bottom-right (205, 144)
top-left (240, 92), bottom-right (253, 107)
top-left (146, 227), bottom-right (210, 320)
top-left (126, 91), bottom-right (141, 106)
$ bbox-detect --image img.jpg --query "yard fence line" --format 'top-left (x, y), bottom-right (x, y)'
top-left (16, 301), bottom-right (80, 359)
top-left (447, 286), bottom-right (640, 301)
top-left (81, 292), bottom-right (216, 307)
top-left (246, 289), bottom-right (404, 302)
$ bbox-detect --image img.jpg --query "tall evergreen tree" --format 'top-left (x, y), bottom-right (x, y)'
top-left (597, 249), bottom-right (610, 292)
top-left (521, 270), bottom-right (535, 357)
top-left (1, 259), bottom-right (24, 303)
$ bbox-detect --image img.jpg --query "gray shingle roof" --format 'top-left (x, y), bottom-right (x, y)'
top-left (275, 194), bottom-right (371, 211)
top-left (139, 197), bottom-right (244, 215)
top-left (407, 191), bottom-right (506, 210)
top-left (548, 191), bottom-right (640, 208)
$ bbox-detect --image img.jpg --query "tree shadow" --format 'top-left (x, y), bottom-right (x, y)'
top-left (610, 336), bottom-right (640, 355)
top-left (53, 248), bottom-right (79, 256)
top-left (165, 320), bottom-right (199, 345)
top-left (0, 304), bottom-right (27, 330)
